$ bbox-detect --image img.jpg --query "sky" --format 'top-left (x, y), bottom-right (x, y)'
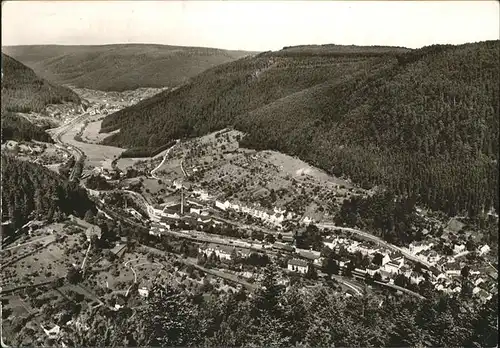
top-left (2, 1), bottom-right (499, 51)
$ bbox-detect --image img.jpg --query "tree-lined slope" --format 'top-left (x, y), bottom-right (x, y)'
top-left (1, 112), bottom-right (54, 143)
top-left (2, 44), bottom-right (255, 91)
top-left (66, 269), bottom-right (498, 347)
top-left (100, 41), bottom-right (499, 216)
top-left (1, 53), bottom-right (80, 113)
top-left (1, 155), bottom-right (95, 230)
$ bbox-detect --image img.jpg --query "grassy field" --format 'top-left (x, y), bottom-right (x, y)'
top-left (81, 119), bottom-right (119, 144)
top-left (62, 121), bottom-right (125, 169)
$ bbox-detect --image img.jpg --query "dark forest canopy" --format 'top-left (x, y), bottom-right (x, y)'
top-left (100, 41), bottom-right (499, 217)
top-left (1, 53), bottom-right (80, 113)
top-left (1, 155), bottom-right (96, 230)
top-left (61, 266), bottom-right (498, 348)
top-left (1, 112), bottom-right (54, 143)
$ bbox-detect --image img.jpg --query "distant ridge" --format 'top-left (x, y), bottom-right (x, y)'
top-left (2, 44), bottom-right (257, 91)
top-left (279, 43), bottom-right (411, 53)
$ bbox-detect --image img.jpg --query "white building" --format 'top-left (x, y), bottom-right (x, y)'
top-left (355, 244), bottom-right (378, 256)
top-left (269, 213), bottom-right (285, 226)
top-left (479, 244), bottom-right (491, 256)
top-left (194, 190), bottom-right (210, 201)
top-left (453, 244), bottom-right (466, 255)
top-left (474, 289), bottom-right (493, 303)
top-left (347, 241), bottom-right (360, 254)
top-left (215, 200), bottom-right (228, 211)
top-left (149, 230), bottom-right (161, 237)
top-left (409, 242), bottom-right (434, 255)
top-left (474, 278), bottom-right (485, 286)
top-left (301, 216), bottom-right (313, 225)
top-left (323, 239), bottom-right (336, 250)
top-left (43, 325), bottom-right (61, 339)
top-left (381, 254), bottom-right (392, 266)
top-left (383, 256), bottom-right (405, 275)
top-left (199, 244), bottom-right (235, 261)
top-left (138, 287), bottom-right (149, 298)
top-left (190, 207), bottom-right (202, 215)
top-left (366, 264), bottom-right (380, 277)
top-left (287, 259), bottom-right (309, 274)
top-left (215, 199), bottom-right (290, 226)
top-left (410, 272), bottom-right (425, 285)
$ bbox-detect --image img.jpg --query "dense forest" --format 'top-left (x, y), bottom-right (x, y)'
top-left (1, 53), bottom-right (80, 113)
top-left (1, 155), bottom-right (96, 230)
top-left (3, 45), bottom-right (254, 91)
top-left (1, 112), bottom-right (53, 143)
top-left (100, 41), bottom-right (499, 218)
top-left (334, 191), bottom-right (424, 246)
top-left (62, 265), bottom-right (497, 347)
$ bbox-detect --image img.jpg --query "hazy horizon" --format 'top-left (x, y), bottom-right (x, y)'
top-left (2, 1), bottom-right (499, 52)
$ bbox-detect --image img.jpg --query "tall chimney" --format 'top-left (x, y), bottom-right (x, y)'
top-left (180, 188), bottom-right (184, 215)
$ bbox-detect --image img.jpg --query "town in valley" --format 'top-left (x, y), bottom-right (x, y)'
top-left (1, 1), bottom-right (498, 347)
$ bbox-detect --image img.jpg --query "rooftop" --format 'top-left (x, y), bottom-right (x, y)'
top-left (288, 258), bottom-right (308, 267)
top-left (299, 250), bottom-right (321, 260)
top-left (201, 243), bottom-right (235, 254)
top-left (446, 218), bottom-right (465, 233)
top-left (391, 250), bottom-right (404, 259)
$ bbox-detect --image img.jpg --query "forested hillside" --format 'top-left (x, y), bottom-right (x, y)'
top-left (65, 266), bottom-right (498, 347)
top-left (2, 44), bottom-right (255, 91)
top-left (1, 155), bottom-right (96, 230)
top-left (101, 41), bottom-right (499, 217)
top-left (1, 53), bottom-right (80, 113)
top-left (1, 112), bottom-right (53, 143)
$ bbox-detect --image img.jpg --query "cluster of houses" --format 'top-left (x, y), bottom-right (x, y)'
top-left (197, 243), bottom-right (254, 261)
top-left (138, 185), bottom-right (498, 302)
top-left (214, 199), bottom-right (306, 227)
top-left (321, 233), bottom-right (496, 301)
top-left (197, 243), bottom-right (317, 277)
top-left (405, 240), bottom-right (491, 268)
top-left (92, 167), bottom-right (122, 181)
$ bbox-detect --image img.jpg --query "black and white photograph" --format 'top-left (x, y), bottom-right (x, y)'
top-left (1, 1), bottom-right (499, 347)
